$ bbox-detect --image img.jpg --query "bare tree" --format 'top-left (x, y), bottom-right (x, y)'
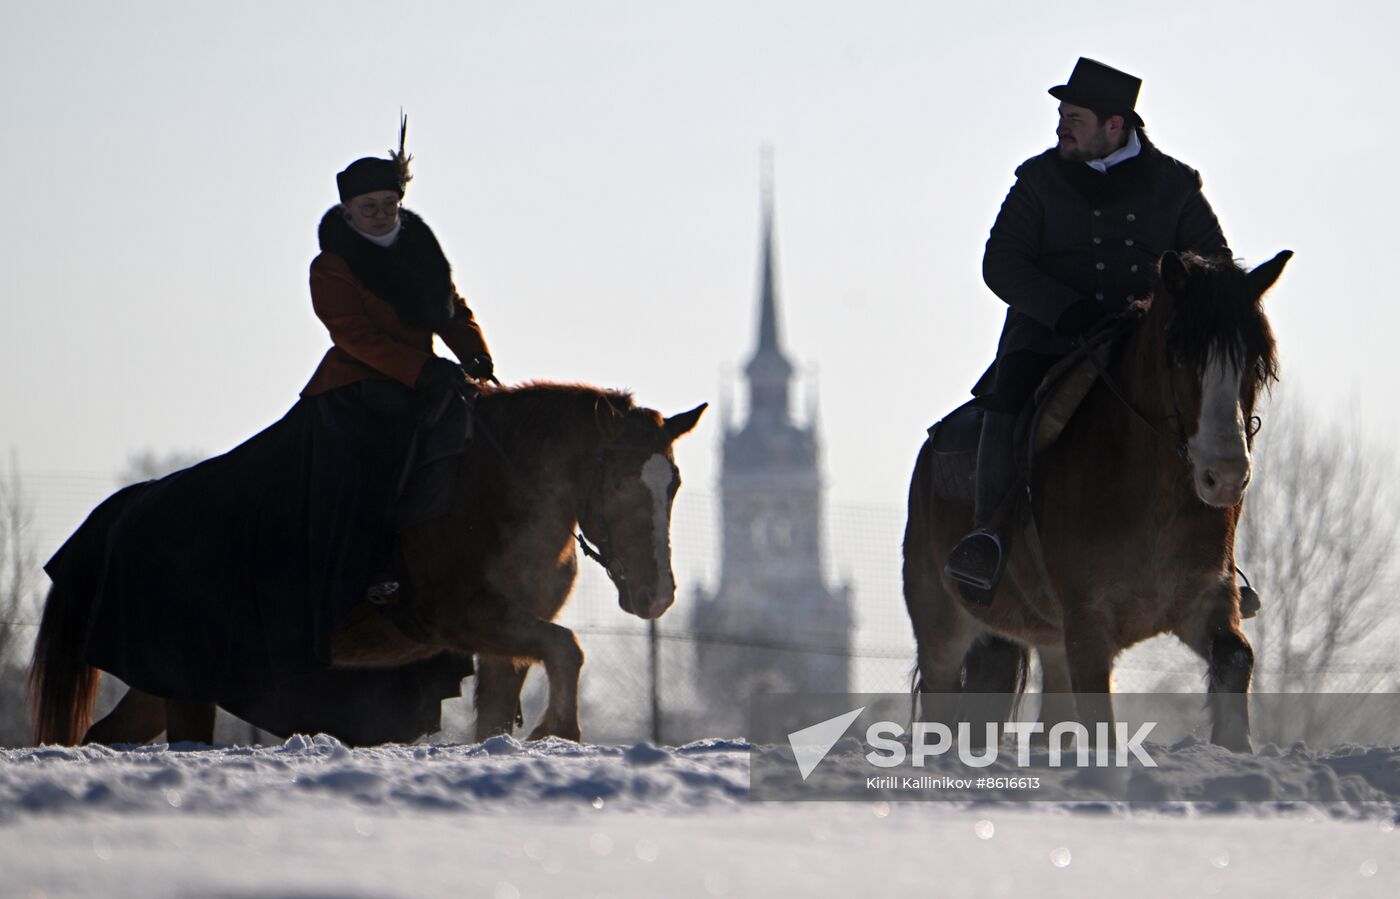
top-left (1237, 393), bottom-right (1400, 693)
top-left (118, 448), bottom-right (204, 485)
top-left (0, 453), bottom-right (40, 745)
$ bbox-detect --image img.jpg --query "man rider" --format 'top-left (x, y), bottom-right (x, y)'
top-left (944, 57), bottom-right (1231, 602)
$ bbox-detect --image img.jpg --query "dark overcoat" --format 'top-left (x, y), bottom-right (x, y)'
top-left (973, 132), bottom-right (1230, 402)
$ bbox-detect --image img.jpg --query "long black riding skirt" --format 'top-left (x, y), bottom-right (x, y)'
top-left (45, 381), bottom-right (472, 743)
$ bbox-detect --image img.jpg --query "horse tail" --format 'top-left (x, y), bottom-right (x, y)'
top-left (28, 581), bottom-right (101, 745)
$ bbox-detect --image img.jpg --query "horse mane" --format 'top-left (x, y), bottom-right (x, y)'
top-left (1148, 253), bottom-right (1280, 389)
top-left (473, 381), bottom-right (639, 453)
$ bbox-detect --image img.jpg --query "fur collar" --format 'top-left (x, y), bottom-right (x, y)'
top-left (317, 206), bottom-right (455, 331)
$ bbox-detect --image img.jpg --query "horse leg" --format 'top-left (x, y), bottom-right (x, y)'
top-left (1176, 586), bottom-right (1253, 753)
top-left (473, 654), bottom-right (531, 742)
top-left (1032, 647), bottom-right (1077, 746)
top-left (1061, 618), bottom-right (1118, 742)
top-left (83, 687), bottom-right (166, 746)
top-left (164, 700), bottom-right (217, 745)
top-left (958, 634), bottom-right (1031, 749)
top-left (907, 582), bottom-right (979, 730)
top-left (450, 610), bottom-right (584, 742)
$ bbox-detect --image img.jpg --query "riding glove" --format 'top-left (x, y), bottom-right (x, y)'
top-left (1054, 299), bottom-right (1108, 339)
top-left (416, 356), bottom-right (470, 394)
top-left (463, 354), bottom-right (495, 382)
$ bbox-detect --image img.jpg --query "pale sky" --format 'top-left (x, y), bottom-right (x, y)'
top-left (3, 1), bottom-right (1397, 556)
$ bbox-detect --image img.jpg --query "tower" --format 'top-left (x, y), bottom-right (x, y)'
top-left (689, 158), bottom-right (854, 724)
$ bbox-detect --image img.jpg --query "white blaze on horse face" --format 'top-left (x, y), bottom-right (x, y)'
top-left (640, 454), bottom-right (677, 616)
top-left (1188, 352), bottom-right (1252, 508)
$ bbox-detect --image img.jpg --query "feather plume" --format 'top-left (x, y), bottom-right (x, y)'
top-left (390, 109), bottom-right (413, 191)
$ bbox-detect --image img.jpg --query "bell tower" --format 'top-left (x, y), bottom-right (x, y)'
top-left (689, 153), bottom-right (854, 721)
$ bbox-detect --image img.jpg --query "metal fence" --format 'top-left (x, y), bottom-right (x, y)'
top-left (4, 474), bottom-right (1398, 747)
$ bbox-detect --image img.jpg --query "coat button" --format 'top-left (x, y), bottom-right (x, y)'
top-left (1125, 238), bottom-right (1134, 246)
top-left (1095, 292), bottom-right (1104, 300)
top-left (1126, 213), bottom-right (1136, 222)
top-left (1096, 262), bottom-right (1105, 271)
top-left (1130, 264), bottom-right (1139, 273)
top-left (1093, 237), bottom-right (1102, 244)
top-left (1126, 294), bottom-right (1134, 302)
top-left (1093, 209), bottom-right (1102, 217)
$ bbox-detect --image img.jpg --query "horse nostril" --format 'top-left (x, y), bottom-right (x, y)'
top-left (635, 586), bottom-right (654, 608)
top-left (1203, 470), bottom-right (1218, 489)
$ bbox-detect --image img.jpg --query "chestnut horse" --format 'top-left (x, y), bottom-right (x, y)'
top-left (30, 383), bottom-right (705, 746)
top-left (903, 251), bottom-right (1290, 751)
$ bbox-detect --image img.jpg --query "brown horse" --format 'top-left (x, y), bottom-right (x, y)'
top-left (903, 251), bottom-right (1291, 751)
top-left (30, 382), bottom-right (705, 746)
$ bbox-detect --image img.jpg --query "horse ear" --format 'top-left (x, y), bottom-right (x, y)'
top-left (1247, 250), bottom-right (1294, 299)
top-left (663, 403), bottom-right (708, 440)
top-left (1159, 251), bottom-right (1190, 299)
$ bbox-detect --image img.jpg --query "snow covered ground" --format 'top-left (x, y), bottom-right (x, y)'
top-left (1, 736), bottom-right (1396, 898)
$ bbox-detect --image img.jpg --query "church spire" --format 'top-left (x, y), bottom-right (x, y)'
top-left (744, 146), bottom-right (794, 422)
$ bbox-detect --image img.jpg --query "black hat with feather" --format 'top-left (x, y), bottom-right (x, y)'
top-left (336, 112), bottom-right (413, 202)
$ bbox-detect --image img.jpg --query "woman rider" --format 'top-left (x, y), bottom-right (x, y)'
top-left (305, 121), bottom-right (494, 598)
top-left (45, 119), bottom-right (489, 743)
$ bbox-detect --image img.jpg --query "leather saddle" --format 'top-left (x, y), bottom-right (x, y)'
top-left (926, 334), bottom-right (1117, 506)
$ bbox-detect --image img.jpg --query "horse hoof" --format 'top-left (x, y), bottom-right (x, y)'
top-left (527, 723), bottom-right (581, 743)
top-left (1212, 732), bottom-right (1254, 754)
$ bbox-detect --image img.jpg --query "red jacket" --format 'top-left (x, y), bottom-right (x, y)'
top-left (301, 250), bottom-right (490, 397)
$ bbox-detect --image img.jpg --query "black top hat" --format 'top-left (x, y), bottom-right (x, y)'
top-left (1048, 57), bottom-right (1144, 128)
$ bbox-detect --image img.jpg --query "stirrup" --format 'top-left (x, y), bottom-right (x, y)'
top-left (944, 529), bottom-right (1005, 605)
top-left (367, 579), bottom-right (402, 605)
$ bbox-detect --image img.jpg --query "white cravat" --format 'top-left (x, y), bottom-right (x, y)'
top-left (347, 213), bottom-right (402, 247)
top-left (1086, 128), bottom-right (1141, 173)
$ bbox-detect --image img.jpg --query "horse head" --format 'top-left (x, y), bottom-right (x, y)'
top-left (1156, 250), bottom-right (1290, 507)
top-left (578, 400), bottom-right (707, 619)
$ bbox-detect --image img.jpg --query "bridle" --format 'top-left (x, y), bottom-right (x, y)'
top-left (1070, 318), bottom-right (1264, 464)
top-left (575, 442), bottom-right (628, 588)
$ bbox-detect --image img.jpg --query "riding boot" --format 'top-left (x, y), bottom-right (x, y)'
top-left (945, 411), bottom-right (1018, 605)
top-left (366, 541), bottom-right (433, 641)
top-left (367, 542), bottom-right (410, 607)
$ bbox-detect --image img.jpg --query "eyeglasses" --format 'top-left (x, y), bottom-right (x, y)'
top-left (353, 198), bottom-right (400, 218)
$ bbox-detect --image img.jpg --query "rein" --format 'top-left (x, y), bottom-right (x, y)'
top-left (1070, 319), bottom-right (1190, 460)
top-left (1073, 318), bottom-right (1265, 460)
top-left (469, 402), bottom-right (626, 583)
